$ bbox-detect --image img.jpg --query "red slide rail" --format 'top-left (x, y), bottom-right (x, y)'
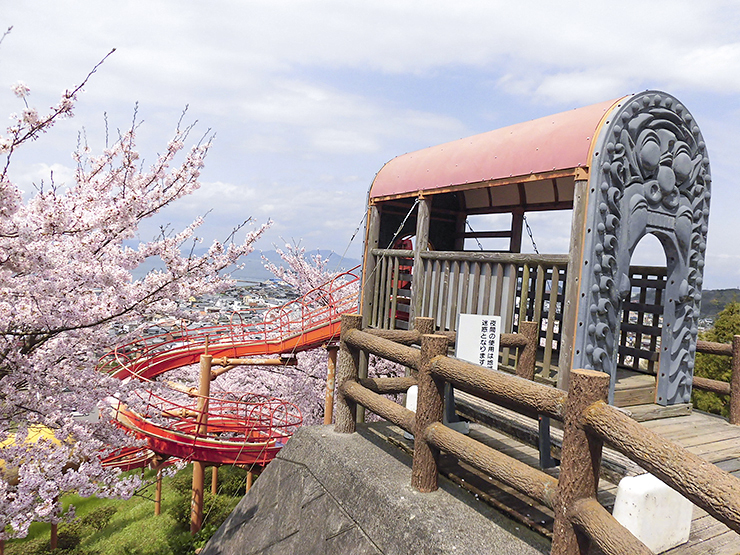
top-left (100, 267), bottom-right (360, 468)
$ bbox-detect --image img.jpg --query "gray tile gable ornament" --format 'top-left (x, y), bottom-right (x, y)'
top-left (571, 90), bottom-right (711, 405)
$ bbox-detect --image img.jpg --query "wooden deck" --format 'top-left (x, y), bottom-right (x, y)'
top-left (376, 394), bottom-right (740, 554)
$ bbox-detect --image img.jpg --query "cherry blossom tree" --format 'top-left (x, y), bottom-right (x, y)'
top-left (208, 244), bottom-right (403, 424)
top-left (0, 60), bottom-right (269, 538)
top-left (159, 243), bottom-right (404, 425)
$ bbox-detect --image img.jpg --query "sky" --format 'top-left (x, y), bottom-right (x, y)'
top-left (2, 1), bottom-right (740, 288)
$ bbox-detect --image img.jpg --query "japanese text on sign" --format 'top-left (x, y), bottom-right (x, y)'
top-left (455, 314), bottom-right (501, 371)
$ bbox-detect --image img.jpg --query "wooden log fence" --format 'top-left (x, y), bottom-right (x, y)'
top-left (692, 335), bottom-right (740, 424)
top-left (334, 312), bottom-right (740, 555)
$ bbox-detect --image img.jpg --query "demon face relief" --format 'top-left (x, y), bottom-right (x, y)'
top-left (573, 91), bottom-right (711, 405)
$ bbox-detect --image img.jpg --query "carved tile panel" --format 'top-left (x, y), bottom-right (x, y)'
top-left (572, 91), bottom-right (711, 405)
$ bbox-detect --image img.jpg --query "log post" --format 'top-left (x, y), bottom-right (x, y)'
top-left (191, 462), bottom-right (205, 535)
top-left (154, 469), bottom-right (162, 516)
top-left (731, 335), bottom-right (740, 425)
top-left (335, 314), bottom-right (362, 433)
top-left (408, 316), bottom-right (435, 381)
top-left (324, 345), bottom-right (339, 425)
top-left (246, 470), bottom-right (254, 492)
top-left (413, 316), bottom-right (435, 337)
top-left (411, 334), bottom-right (448, 492)
top-left (516, 320), bottom-right (538, 381)
top-left (211, 466), bottom-right (218, 496)
top-left (551, 368), bottom-right (610, 555)
top-left (190, 353), bottom-right (212, 535)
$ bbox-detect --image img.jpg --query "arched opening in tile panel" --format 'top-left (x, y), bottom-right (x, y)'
top-left (618, 234), bottom-right (667, 378)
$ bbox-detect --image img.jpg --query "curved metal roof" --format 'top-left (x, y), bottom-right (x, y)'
top-left (370, 96), bottom-right (627, 202)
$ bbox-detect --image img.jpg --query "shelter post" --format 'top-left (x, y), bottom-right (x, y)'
top-left (558, 178), bottom-right (589, 392)
top-left (510, 207), bottom-right (524, 253)
top-left (361, 204), bottom-right (381, 328)
top-left (410, 196), bottom-right (431, 323)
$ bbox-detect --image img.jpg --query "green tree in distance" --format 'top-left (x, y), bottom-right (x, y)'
top-left (692, 301), bottom-right (740, 416)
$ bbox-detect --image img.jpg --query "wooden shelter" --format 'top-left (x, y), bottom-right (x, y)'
top-left (360, 90), bottom-right (711, 407)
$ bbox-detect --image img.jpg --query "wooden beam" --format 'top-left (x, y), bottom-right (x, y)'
top-left (558, 178), bottom-right (588, 391)
top-left (411, 196), bottom-right (431, 323)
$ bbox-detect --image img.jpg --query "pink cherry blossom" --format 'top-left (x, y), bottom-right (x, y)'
top-left (0, 65), bottom-right (270, 538)
top-left (10, 82), bottom-right (29, 99)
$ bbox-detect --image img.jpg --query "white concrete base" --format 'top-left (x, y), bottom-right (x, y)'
top-left (612, 473), bottom-right (693, 553)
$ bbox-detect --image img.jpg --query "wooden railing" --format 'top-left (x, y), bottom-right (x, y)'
top-left (368, 249), bottom-right (569, 382)
top-left (334, 313), bottom-right (740, 555)
top-left (692, 336), bottom-right (740, 424)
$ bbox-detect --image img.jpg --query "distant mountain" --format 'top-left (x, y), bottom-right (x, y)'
top-left (701, 289), bottom-right (740, 320)
top-left (129, 248), bottom-right (361, 283)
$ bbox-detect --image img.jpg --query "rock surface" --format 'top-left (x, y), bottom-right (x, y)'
top-left (202, 423), bottom-right (550, 555)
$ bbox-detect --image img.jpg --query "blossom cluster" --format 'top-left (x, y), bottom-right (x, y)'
top-left (0, 80), bottom-right (269, 537)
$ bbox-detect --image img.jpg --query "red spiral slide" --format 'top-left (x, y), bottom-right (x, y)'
top-left (100, 267), bottom-right (360, 469)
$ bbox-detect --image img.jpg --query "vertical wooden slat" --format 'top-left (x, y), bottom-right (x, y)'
top-left (449, 260), bottom-right (460, 332)
top-left (635, 269), bottom-right (648, 371)
top-left (518, 263), bottom-right (531, 326)
top-left (470, 262), bottom-right (482, 314)
top-left (421, 258), bottom-right (433, 317)
top-left (376, 255), bottom-right (387, 328)
top-left (460, 261), bottom-right (471, 315)
top-left (542, 266), bottom-right (560, 380)
top-left (493, 262), bottom-right (505, 316)
top-left (430, 259), bottom-right (441, 323)
top-left (439, 260), bottom-right (451, 330)
top-left (552, 265), bottom-right (566, 355)
top-left (649, 270), bottom-right (664, 374)
top-left (501, 263), bottom-right (519, 366)
top-left (370, 255), bottom-right (380, 327)
top-left (383, 256), bottom-right (394, 329)
top-left (480, 262), bottom-right (493, 314)
top-left (532, 264), bottom-right (546, 378)
top-left (389, 256), bottom-right (401, 329)
top-left (533, 264), bottom-right (546, 324)
top-left (372, 255), bottom-right (385, 327)
top-left (618, 281), bottom-right (630, 368)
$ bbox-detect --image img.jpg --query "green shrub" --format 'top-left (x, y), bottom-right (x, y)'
top-left (215, 466), bottom-right (249, 497)
top-left (692, 302), bottom-right (740, 416)
top-left (80, 506), bottom-right (117, 532)
top-left (56, 526), bottom-right (83, 550)
top-left (169, 465), bottom-right (194, 496)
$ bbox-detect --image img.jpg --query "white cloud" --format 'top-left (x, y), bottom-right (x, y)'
top-left (3, 0), bottom-right (740, 285)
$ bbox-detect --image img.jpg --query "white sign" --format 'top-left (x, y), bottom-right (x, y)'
top-left (455, 313), bottom-right (502, 370)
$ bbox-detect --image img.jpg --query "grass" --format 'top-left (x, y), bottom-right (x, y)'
top-left (4, 465), bottom-right (247, 555)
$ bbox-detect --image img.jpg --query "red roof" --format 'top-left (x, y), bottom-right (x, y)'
top-left (370, 97), bottom-right (626, 200)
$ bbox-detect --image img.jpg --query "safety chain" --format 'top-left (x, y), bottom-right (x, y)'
top-left (523, 214), bottom-right (539, 254)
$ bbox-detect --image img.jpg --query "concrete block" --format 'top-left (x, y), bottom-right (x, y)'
top-left (406, 385), bottom-right (418, 412)
top-left (403, 385), bottom-right (417, 440)
top-left (612, 473), bottom-right (693, 553)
